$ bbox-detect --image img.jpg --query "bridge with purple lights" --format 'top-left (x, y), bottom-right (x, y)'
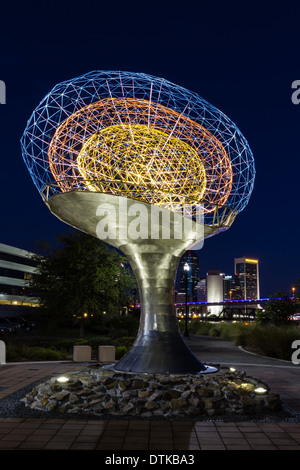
top-left (132, 297), bottom-right (299, 321)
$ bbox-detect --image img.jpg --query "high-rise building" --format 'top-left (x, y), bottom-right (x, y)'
top-left (195, 271), bottom-right (224, 315)
top-left (206, 271), bottom-right (224, 302)
top-left (196, 278), bottom-right (206, 302)
top-left (223, 275), bottom-right (232, 300)
top-left (206, 270), bottom-right (224, 315)
top-left (175, 251), bottom-right (199, 301)
top-left (223, 274), bottom-right (243, 300)
top-left (234, 257), bottom-right (260, 300)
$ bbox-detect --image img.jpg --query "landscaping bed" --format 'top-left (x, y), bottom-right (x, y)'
top-left (21, 365), bottom-right (281, 419)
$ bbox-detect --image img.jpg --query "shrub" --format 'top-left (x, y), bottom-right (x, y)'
top-left (6, 345), bottom-right (66, 362)
top-left (208, 322), bottom-right (245, 340)
top-left (76, 336), bottom-right (112, 349)
top-left (178, 318), bottom-right (212, 335)
top-left (256, 293), bottom-right (297, 325)
top-left (234, 324), bottom-right (300, 360)
top-left (112, 336), bottom-right (135, 349)
top-left (115, 345), bottom-right (128, 359)
top-left (109, 316), bottom-right (139, 337)
top-left (180, 319), bottom-right (244, 340)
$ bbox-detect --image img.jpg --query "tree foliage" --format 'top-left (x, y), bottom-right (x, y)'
top-left (28, 231), bottom-right (136, 327)
top-left (256, 291), bottom-right (297, 325)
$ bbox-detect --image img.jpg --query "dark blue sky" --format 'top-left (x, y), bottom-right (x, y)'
top-left (0, 0), bottom-right (299, 297)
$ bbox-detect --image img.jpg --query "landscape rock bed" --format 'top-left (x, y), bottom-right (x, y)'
top-left (21, 364), bottom-right (282, 419)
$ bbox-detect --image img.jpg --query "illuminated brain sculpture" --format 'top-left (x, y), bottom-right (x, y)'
top-left (21, 71), bottom-right (255, 374)
top-left (21, 70), bottom-right (255, 228)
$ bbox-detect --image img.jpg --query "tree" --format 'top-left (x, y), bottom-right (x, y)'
top-left (28, 231), bottom-right (136, 334)
top-left (256, 291), bottom-right (297, 325)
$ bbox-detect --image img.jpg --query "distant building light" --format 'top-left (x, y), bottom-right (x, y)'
top-left (183, 262), bottom-right (190, 272)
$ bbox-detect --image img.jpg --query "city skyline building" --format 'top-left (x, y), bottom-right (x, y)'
top-left (0, 242), bottom-right (39, 312)
top-left (206, 270), bottom-right (224, 315)
top-left (193, 256), bottom-right (260, 312)
top-left (196, 277), bottom-right (206, 302)
top-left (223, 275), bottom-right (232, 300)
top-left (234, 257), bottom-right (260, 300)
top-left (223, 273), bottom-right (243, 301)
top-left (175, 251), bottom-right (200, 301)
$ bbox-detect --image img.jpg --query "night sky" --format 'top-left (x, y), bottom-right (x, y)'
top-left (0, 1), bottom-right (299, 297)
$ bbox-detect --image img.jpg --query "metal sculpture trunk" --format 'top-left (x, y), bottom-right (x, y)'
top-left (47, 191), bottom-right (218, 373)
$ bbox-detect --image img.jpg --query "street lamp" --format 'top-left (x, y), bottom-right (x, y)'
top-left (292, 287), bottom-right (296, 298)
top-left (183, 262), bottom-right (190, 337)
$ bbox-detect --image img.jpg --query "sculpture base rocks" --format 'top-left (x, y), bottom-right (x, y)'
top-left (21, 365), bottom-right (281, 419)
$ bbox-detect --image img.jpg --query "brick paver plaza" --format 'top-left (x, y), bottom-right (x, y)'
top-left (0, 336), bottom-right (300, 451)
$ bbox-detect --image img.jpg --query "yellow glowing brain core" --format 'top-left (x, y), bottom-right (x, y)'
top-left (77, 124), bottom-right (207, 206)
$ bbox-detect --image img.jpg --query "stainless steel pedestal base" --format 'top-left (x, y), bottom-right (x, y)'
top-left (114, 331), bottom-right (210, 374)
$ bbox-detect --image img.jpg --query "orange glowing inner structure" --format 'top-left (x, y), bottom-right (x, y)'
top-left (48, 97), bottom-right (233, 213)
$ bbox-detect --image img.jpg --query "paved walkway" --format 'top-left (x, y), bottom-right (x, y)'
top-left (0, 336), bottom-right (300, 451)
